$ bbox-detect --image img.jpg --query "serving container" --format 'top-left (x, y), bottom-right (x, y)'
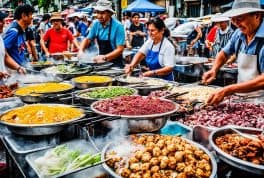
top-left (15, 82), bottom-right (74, 103)
top-left (209, 126), bottom-right (264, 175)
top-left (115, 76), bottom-right (170, 95)
top-left (72, 75), bottom-right (114, 89)
top-left (102, 133), bottom-right (217, 178)
top-left (0, 104), bottom-right (86, 136)
top-left (75, 86), bottom-right (138, 105)
top-left (42, 64), bottom-right (93, 80)
top-left (26, 139), bottom-right (106, 178)
top-left (90, 97), bottom-right (180, 133)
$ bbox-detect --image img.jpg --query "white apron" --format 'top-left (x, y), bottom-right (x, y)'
top-left (237, 52), bottom-right (264, 96)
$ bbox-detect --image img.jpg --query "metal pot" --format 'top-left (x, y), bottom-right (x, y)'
top-left (209, 126), bottom-right (264, 175)
top-left (101, 134), bottom-right (217, 178)
top-left (15, 82), bottom-right (74, 103)
top-left (90, 97), bottom-right (180, 133)
top-left (72, 76), bottom-right (114, 89)
top-left (0, 104), bottom-right (121, 136)
top-left (42, 65), bottom-right (93, 80)
top-left (115, 76), bottom-right (169, 95)
top-left (75, 86), bottom-right (138, 105)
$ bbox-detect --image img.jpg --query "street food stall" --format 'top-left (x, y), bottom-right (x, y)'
top-left (0, 50), bottom-right (263, 178)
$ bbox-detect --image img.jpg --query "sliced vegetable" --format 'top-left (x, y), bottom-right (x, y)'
top-left (34, 144), bottom-right (101, 176)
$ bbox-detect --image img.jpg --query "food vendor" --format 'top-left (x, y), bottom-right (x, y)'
top-left (78, 0), bottom-right (125, 67)
top-left (125, 17), bottom-right (175, 81)
top-left (202, 0), bottom-right (264, 105)
top-left (0, 11), bottom-right (9, 83)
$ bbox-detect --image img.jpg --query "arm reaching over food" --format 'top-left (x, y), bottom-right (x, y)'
top-left (207, 74), bottom-right (264, 105)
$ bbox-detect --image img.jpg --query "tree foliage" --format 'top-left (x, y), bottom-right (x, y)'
top-left (38, 0), bottom-right (52, 12)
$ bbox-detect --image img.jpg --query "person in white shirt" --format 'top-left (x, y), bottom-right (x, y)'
top-left (125, 17), bottom-right (175, 81)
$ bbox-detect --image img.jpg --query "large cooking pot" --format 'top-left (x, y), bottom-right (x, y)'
top-left (90, 97), bottom-right (180, 133)
top-left (209, 126), bottom-right (264, 175)
top-left (75, 86), bottom-right (138, 105)
top-left (72, 75), bottom-right (114, 89)
top-left (42, 64), bottom-right (93, 80)
top-left (101, 134), bottom-right (217, 178)
top-left (115, 76), bottom-right (170, 95)
top-left (15, 82), bottom-right (74, 103)
top-left (0, 104), bottom-right (121, 136)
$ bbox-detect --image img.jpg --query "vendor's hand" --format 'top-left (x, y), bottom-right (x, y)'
top-left (0, 71), bottom-right (10, 79)
top-left (77, 50), bottom-right (84, 59)
top-left (124, 64), bottom-right (134, 75)
top-left (206, 89), bottom-right (227, 106)
top-left (93, 55), bottom-right (106, 64)
top-left (45, 52), bottom-right (50, 58)
top-left (17, 66), bottom-right (26, 75)
top-left (202, 69), bottom-right (217, 85)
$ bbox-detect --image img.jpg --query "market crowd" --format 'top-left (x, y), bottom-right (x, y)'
top-left (0, 0), bottom-right (264, 105)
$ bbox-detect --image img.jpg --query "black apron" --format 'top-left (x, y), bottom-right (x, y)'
top-left (96, 18), bottom-right (124, 67)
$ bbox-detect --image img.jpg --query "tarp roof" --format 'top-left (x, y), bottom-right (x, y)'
top-left (124, 0), bottom-right (165, 13)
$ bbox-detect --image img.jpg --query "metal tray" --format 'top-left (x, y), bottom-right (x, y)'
top-left (102, 134), bottom-right (217, 178)
top-left (176, 56), bottom-right (209, 64)
top-left (209, 126), bottom-right (264, 175)
top-left (26, 139), bottom-right (105, 178)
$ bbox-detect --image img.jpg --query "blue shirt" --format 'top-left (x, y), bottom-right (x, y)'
top-left (223, 21), bottom-right (264, 73)
top-left (87, 17), bottom-right (125, 49)
top-left (4, 21), bottom-right (27, 66)
top-left (77, 21), bottom-right (88, 37)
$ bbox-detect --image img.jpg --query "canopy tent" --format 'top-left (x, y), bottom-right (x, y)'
top-left (123, 0), bottom-right (165, 13)
top-left (78, 6), bottom-right (93, 14)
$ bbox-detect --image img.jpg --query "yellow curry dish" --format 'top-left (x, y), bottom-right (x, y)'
top-left (73, 75), bottom-right (112, 83)
top-left (0, 104), bottom-right (84, 125)
top-left (15, 82), bottom-right (73, 96)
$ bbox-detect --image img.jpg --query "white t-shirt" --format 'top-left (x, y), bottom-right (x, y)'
top-left (139, 37), bottom-right (175, 67)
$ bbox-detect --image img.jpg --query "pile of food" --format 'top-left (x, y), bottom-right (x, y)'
top-left (15, 82), bottom-right (73, 96)
top-left (73, 75), bottom-right (112, 83)
top-left (178, 103), bottom-right (264, 129)
top-left (0, 104), bottom-right (83, 124)
top-left (171, 86), bottom-right (217, 102)
top-left (0, 83), bottom-right (18, 99)
top-left (34, 144), bottom-right (101, 176)
top-left (120, 76), bottom-right (167, 86)
top-left (31, 61), bottom-right (53, 65)
top-left (106, 134), bottom-right (212, 178)
top-left (79, 87), bottom-right (136, 99)
top-left (44, 64), bottom-right (91, 74)
top-left (215, 133), bottom-right (264, 165)
top-left (93, 96), bottom-right (176, 115)
top-left (149, 90), bottom-right (171, 98)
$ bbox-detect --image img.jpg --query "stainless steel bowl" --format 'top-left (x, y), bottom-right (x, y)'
top-left (91, 97), bottom-right (180, 133)
top-left (209, 126), bottom-right (264, 175)
top-left (75, 86), bottom-right (138, 105)
top-left (0, 104), bottom-right (85, 136)
top-left (102, 134), bottom-right (217, 178)
top-left (115, 76), bottom-right (169, 95)
top-left (72, 76), bottom-right (114, 89)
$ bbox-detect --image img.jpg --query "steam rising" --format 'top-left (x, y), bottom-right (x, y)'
top-left (78, 44), bottom-right (99, 64)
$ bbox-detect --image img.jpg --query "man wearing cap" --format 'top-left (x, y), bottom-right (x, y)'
top-left (0, 11), bottom-right (9, 81)
top-left (40, 12), bottom-right (79, 57)
top-left (202, 0), bottom-right (264, 105)
top-left (3, 5), bottom-right (34, 74)
top-left (78, 0), bottom-right (125, 67)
